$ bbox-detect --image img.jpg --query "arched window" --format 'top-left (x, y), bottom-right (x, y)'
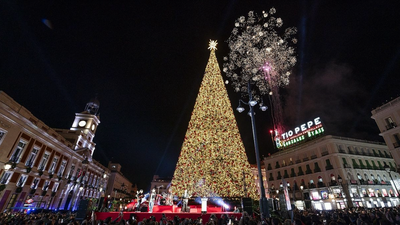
top-left (347, 172), bottom-right (354, 180)
top-left (318, 176), bottom-right (323, 183)
top-left (370, 174), bottom-right (375, 180)
top-left (377, 175), bottom-right (382, 182)
top-left (364, 173), bottom-right (369, 180)
top-left (357, 173), bottom-right (362, 180)
top-left (383, 174), bottom-right (388, 182)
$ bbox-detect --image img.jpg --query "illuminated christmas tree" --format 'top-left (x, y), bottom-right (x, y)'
top-left (171, 40), bottom-right (258, 199)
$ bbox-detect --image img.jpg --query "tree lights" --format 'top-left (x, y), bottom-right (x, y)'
top-left (171, 40), bottom-right (258, 199)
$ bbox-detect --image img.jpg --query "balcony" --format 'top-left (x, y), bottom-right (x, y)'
top-left (325, 165), bottom-right (334, 170)
top-left (385, 122), bottom-right (397, 130)
top-left (303, 157), bottom-right (309, 162)
top-left (338, 149), bottom-right (346, 154)
top-left (394, 142), bottom-right (400, 148)
top-left (321, 151), bottom-right (329, 156)
top-left (311, 155), bottom-right (317, 159)
top-left (295, 159), bottom-right (301, 164)
top-left (343, 164), bottom-right (352, 168)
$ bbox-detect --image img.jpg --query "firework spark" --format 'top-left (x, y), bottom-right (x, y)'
top-left (223, 9), bottom-right (297, 99)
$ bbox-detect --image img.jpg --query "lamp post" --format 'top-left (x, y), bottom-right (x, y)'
top-left (236, 82), bottom-right (269, 220)
top-left (384, 164), bottom-right (400, 197)
top-left (300, 185), bottom-right (305, 210)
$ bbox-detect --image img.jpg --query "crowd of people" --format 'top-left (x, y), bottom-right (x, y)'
top-left (1, 207), bottom-right (400, 225)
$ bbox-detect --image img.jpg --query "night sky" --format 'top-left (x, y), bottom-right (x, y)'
top-left (1, 1), bottom-right (400, 190)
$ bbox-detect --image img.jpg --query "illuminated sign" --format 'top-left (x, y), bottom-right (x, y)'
top-left (274, 117), bottom-right (325, 148)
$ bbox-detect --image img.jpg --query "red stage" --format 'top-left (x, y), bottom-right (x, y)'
top-left (95, 206), bottom-right (242, 222)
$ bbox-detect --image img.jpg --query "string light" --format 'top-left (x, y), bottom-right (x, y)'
top-left (171, 41), bottom-right (258, 199)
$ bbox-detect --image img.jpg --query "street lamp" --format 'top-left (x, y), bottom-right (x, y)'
top-left (384, 164), bottom-right (400, 197)
top-left (4, 162), bottom-right (12, 171)
top-left (236, 82), bottom-right (269, 220)
top-left (300, 185), bottom-right (305, 210)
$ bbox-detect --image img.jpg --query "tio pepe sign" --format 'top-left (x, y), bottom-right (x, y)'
top-left (280, 117), bottom-right (322, 140)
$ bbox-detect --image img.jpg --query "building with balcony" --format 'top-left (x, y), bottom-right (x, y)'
top-left (263, 135), bottom-right (400, 211)
top-left (149, 175), bottom-right (171, 196)
top-left (371, 96), bottom-right (400, 169)
top-left (0, 91), bottom-right (110, 212)
top-left (106, 162), bottom-right (134, 204)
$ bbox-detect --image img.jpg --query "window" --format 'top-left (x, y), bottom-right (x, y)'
top-left (48, 157), bottom-right (58, 174)
top-left (42, 181), bottom-right (50, 191)
top-left (58, 161), bottom-right (67, 177)
top-left (75, 168), bottom-right (82, 181)
top-left (377, 175), bottom-right (382, 182)
top-left (31, 178), bottom-right (40, 189)
top-left (0, 171), bottom-right (13, 184)
top-left (10, 141), bottom-right (27, 163)
top-left (67, 165), bottom-right (75, 179)
top-left (25, 147), bottom-right (39, 167)
top-left (0, 130), bottom-right (6, 144)
top-left (385, 117), bottom-right (396, 128)
top-left (38, 152), bottom-right (50, 171)
top-left (52, 183), bottom-right (59, 192)
top-left (17, 175), bottom-right (27, 187)
top-left (370, 174), bottom-right (375, 181)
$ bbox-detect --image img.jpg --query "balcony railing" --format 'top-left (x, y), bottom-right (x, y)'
top-left (385, 122), bottom-right (397, 130)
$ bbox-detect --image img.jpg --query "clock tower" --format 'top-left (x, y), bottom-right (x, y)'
top-left (70, 97), bottom-right (101, 155)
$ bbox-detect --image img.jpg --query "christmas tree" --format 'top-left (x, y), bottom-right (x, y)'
top-left (171, 40), bottom-right (258, 199)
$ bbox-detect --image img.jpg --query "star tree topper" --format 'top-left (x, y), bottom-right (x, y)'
top-left (208, 40), bottom-right (218, 51)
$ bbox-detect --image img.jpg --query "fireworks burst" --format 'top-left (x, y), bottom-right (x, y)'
top-left (223, 8), bottom-right (297, 98)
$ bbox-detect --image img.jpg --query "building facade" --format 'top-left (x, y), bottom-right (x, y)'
top-left (149, 175), bottom-right (171, 196)
top-left (263, 135), bottom-right (400, 211)
top-left (371, 97), bottom-right (400, 169)
top-left (0, 91), bottom-right (110, 212)
top-left (106, 162), bottom-right (133, 201)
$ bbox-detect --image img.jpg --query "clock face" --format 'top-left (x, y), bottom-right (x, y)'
top-left (91, 124), bottom-right (95, 131)
top-left (78, 120), bottom-right (87, 127)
